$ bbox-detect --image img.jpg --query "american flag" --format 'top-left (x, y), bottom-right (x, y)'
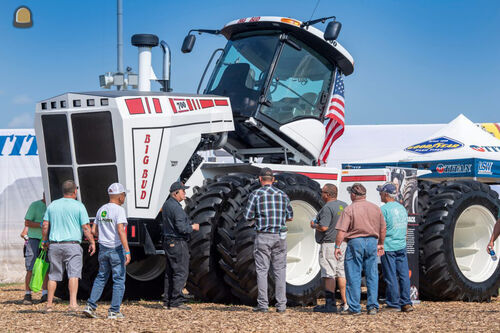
top-left (318, 71), bottom-right (345, 165)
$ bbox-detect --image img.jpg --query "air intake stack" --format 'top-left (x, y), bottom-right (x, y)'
top-left (131, 34), bottom-right (159, 92)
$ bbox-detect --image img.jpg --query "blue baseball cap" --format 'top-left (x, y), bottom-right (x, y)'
top-left (376, 182), bottom-right (397, 195)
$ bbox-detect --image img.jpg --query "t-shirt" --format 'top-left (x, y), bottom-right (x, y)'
top-left (315, 200), bottom-right (347, 243)
top-left (43, 198), bottom-right (89, 242)
top-left (95, 203), bottom-right (128, 248)
top-left (336, 199), bottom-right (386, 240)
top-left (381, 201), bottom-right (408, 251)
top-left (25, 200), bottom-right (46, 240)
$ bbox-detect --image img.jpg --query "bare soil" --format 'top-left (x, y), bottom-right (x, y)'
top-left (1, 284), bottom-right (499, 332)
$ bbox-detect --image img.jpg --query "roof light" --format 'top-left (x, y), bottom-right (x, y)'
top-left (281, 18), bottom-right (301, 27)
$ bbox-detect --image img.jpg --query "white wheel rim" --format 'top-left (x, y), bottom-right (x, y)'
top-left (453, 204), bottom-right (499, 283)
top-left (286, 200), bottom-right (320, 286)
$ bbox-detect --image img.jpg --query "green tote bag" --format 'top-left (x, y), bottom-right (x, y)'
top-left (29, 249), bottom-right (49, 292)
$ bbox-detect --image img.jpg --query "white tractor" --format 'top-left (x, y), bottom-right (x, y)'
top-left (34, 16), bottom-right (500, 303)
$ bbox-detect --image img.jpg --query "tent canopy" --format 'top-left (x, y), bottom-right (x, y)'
top-left (343, 114), bottom-right (500, 183)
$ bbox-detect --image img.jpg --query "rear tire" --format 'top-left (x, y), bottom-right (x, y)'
top-left (419, 180), bottom-right (500, 301)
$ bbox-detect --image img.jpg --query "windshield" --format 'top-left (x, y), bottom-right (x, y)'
top-left (206, 32), bottom-right (280, 117)
top-left (259, 36), bottom-right (335, 125)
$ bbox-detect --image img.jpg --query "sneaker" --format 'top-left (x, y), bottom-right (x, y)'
top-left (22, 293), bottom-right (32, 305)
top-left (367, 308), bottom-right (378, 315)
top-left (401, 304), bottom-right (414, 312)
top-left (252, 306), bottom-right (269, 313)
top-left (82, 305), bottom-right (98, 318)
top-left (162, 303), bottom-right (170, 310)
top-left (276, 308), bottom-right (286, 313)
top-left (340, 310), bottom-right (361, 316)
top-left (339, 303), bottom-right (349, 313)
top-left (108, 311), bottom-right (125, 319)
top-left (169, 304), bottom-right (192, 311)
top-left (39, 294), bottom-right (48, 303)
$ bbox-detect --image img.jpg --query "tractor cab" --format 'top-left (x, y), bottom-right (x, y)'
top-left (184, 16), bottom-right (354, 164)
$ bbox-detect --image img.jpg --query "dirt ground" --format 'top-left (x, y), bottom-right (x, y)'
top-left (1, 284), bottom-right (499, 332)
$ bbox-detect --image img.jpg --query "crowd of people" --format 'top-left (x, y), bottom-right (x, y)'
top-left (20, 169), bottom-right (500, 318)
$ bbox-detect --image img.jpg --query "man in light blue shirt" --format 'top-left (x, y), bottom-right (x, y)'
top-left (377, 182), bottom-right (413, 313)
top-left (42, 180), bottom-right (95, 312)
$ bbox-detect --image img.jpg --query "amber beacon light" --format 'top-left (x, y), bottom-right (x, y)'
top-left (13, 6), bottom-right (33, 28)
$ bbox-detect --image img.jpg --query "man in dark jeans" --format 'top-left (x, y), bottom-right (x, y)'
top-left (161, 181), bottom-right (199, 310)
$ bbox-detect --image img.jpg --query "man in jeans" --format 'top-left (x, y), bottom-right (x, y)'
top-left (244, 168), bottom-right (293, 313)
top-left (335, 183), bottom-right (386, 315)
top-left (83, 183), bottom-right (131, 319)
top-left (377, 182), bottom-right (413, 312)
top-left (42, 180), bottom-right (96, 312)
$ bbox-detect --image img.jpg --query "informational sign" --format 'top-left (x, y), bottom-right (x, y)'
top-left (406, 214), bottom-right (420, 302)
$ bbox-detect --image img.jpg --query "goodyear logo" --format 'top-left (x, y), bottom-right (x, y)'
top-left (405, 136), bottom-right (463, 155)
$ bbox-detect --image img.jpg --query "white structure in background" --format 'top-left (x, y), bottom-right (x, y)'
top-left (0, 129), bottom-right (42, 283)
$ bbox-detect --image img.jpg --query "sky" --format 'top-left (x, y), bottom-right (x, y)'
top-left (1, 0), bottom-right (499, 129)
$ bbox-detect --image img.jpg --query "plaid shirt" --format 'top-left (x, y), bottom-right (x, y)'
top-left (244, 185), bottom-right (293, 233)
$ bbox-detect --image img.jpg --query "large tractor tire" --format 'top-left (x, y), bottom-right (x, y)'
top-left (419, 180), bottom-right (500, 301)
top-left (184, 178), bottom-right (234, 303)
top-left (217, 172), bottom-right (324, 306)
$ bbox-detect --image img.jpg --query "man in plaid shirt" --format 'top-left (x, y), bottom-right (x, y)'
top-left (245, 168), bottom-right (293, 313)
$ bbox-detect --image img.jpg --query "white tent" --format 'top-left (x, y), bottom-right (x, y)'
top-left (344, 115), bottom-right (500, 183)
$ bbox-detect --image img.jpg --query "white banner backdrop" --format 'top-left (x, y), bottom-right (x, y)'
top-left (0, 129), bottom-right (42, 283)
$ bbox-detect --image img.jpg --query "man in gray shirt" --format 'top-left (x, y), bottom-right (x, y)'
top-left (310, 184), bottom-right (347, 313)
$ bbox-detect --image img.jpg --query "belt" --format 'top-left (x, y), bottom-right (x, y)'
top-left (256, 231), bottom-right (278, 234)
top-left (50, 241), bottom-right (80, 244)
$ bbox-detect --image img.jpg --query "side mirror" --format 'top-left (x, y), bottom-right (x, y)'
top-left (181, 34), bottom-right (196, 53)
top-left (324, 21), bottom-right (342, 41)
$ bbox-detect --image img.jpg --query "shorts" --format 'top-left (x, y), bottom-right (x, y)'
top-left (25, 238), bottom-right (42, 271)
top-left (319, 242), bottom-right (347, 279)
top-left (47, 243), bottom-right (83, 281)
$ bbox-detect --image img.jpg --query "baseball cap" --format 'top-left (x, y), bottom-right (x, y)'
top-left (170, 181), bottom-right (189, 193)
top-left (346, 183), bottom-right (366, 196)
top-left (376, 182), bottom-right (397, 195)
top-left (108, 183), bottom-right (126, 194)
top-left (259, 167), bottom-right (274, 177)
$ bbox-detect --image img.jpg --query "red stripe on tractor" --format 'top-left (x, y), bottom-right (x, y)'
top-left (341, 175), bottom-right (387, 182)
top-left (131, 225), bottom-right (136, 238)
top-left (169, 98), bottom-right (178, 113)
top-left (200, 99), bottom-right (214, 108)
top-left (187, 99), bottom-right (193, 111)
top-left (215, 99), bottom-right (229, 106)
top-left (125, 98), bottom-right (145, 114)
top-left (144, 98), bottom-right (151, 113)
top-left (297, 172), bottom-right (338, 180)
top-left (153, 98), bottom-right (162, 113)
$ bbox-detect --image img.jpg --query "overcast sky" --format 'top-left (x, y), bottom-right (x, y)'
top-left (1, 0), bottom-right (499, 128)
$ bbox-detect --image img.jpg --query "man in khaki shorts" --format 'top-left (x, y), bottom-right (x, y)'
top-left (311, 184), bottom-right (348, 313)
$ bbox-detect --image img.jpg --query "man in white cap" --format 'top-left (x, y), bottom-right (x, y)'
top-left (83, 183), bottom-right (130, 319)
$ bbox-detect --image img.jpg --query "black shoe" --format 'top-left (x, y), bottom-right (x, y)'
top-left (170, 304), bottom-right (192, 310)
top-left (182, 293), bottom-right (194, 300)
top-left (252, 307), bottom-right (269, 313)
top-left (39, 294), bottom-right (48, 303)
top-left (313, 304), bottom-right (338, 313)
top-left (340, 310), bottom-right (361, 316)
top-left (276, 308), bottom-right (286, 313)
top-left (22, 294), bottom-right (32, 305)
top-left (382, 306), bottom-right (401, 312)
top-left (401, 304), bottom-right (414, 312)
top-left (367, 308), bottom-right (378, 315)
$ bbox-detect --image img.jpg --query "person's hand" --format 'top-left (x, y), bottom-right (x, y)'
top-left (20, 231), bottom-right (28, 239)
top-left (335, 247), bottom-right (342, 260)
top-left (42, 241), bottom-right (49, 250)
top-left (377, 244), bottom-right (385, 256)
top-left (88, 242), bottom-right (96, 256)
top-left (310, 221), bottom-right (316, 229)
top-left (125, 253), bottom-right (131, 266)
top-left (487, 241), bottom-right (494, 254)
top-left (192, 223), bottom-right (200, 231)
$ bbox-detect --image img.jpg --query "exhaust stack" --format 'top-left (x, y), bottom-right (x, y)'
top-left (131, 34), bottom-right (159, 92)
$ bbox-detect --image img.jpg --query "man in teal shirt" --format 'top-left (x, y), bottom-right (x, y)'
top-left (21, 193), bottom-right (47, 304)
top-left (42, 180), bottom-right (96, 312)
top-left (377, 182), bottom-right (413, 313)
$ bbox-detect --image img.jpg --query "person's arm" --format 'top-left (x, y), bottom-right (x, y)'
top-left (82, 224), bottom-right (96, 255)
top-left (487, 218), bottom-right (500, 253)
top-left (174, 207), bottom-right (196, 234)
top-left (244, 193), bottom-right (256, 221)
top-left (25, 220), bottom-right (41, 228)
top-left (377, 210), bottom-right (387, 256)
top-left (20, 225), bottom-right (29, 239)
top-left (285, 197), bottom-right (293, 222)
top-left (117, 223), bottom-right (131, 265)
top-left (334, 211), bottom-right (350, 259)
top-left (41, 220), bottom-right (50, 249)
top-left (91, 222), bottom-right (99, 238)
top-left (313, 206), bottom-right (332, 232)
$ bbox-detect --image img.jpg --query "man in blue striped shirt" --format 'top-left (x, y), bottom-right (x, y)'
top-left (245, 168), bottom-right (293, 313)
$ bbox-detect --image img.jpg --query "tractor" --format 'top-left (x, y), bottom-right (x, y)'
top-left (34, 16), bottom-right (500, 303)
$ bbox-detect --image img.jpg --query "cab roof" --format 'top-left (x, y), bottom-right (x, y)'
top-left (220, 16), bottom-right (354, 76)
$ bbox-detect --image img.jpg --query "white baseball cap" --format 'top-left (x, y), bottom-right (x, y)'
top-left (108, 183), bottom-right (126, 194)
